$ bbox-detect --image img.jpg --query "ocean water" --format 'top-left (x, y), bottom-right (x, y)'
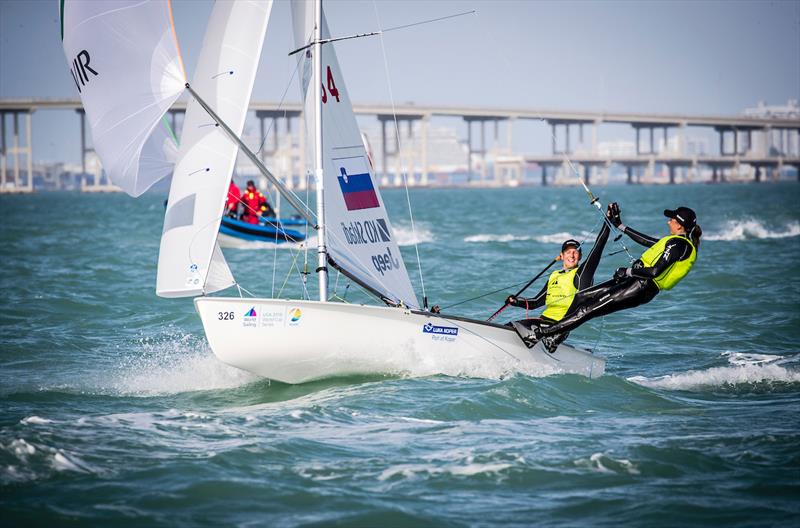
top-left (1, 183), bottom-right (799, 526)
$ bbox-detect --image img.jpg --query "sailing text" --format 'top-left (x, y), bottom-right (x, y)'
top-left (371, 247), bottom-right (400, 276)
top-left (341, 218), bottom-right (391, 245)
top-left (70, 50), bottom-right (99, 93)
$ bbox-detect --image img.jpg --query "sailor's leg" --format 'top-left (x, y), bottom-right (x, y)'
top-left (510, 317), bottom-right (555, 348)
top-left (540, 279), bottom-right (657, 337)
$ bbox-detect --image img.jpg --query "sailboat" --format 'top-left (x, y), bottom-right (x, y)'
top-left (218, 215), bottom-right (307, 247)
top-left (62, 0), bottom-right (605, 383)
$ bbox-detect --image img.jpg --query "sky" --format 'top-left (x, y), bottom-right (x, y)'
top-left (0, 0), bottom-right (798, 164)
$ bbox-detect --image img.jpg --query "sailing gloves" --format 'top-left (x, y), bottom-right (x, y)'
top-left (615, 259), bottom-right (644, 282)
top-left (614, 267), bottom-right (632, 282)
top-left (607, 202), bottom-right (622, 227)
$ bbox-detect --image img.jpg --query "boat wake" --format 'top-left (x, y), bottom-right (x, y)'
top-left (704, 219), bottom-right (800, 241)
top-left (628, 351), bottom-right (800, 392)
top-left (101, 329), bottom-right (260, 396)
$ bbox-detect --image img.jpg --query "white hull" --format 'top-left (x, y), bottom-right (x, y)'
top-left (195, 298), bottom-right (605, 384)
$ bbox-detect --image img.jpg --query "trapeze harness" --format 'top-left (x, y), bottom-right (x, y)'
top-left (539, 227), bottom-right (697, 338)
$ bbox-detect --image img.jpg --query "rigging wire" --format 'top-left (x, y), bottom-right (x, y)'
top-left (382, 10), bottom-right (476, 34)
top-left (255, 53), bottom-right (302, 158)
top-left (287, 10), bottom-right (476, 56)
top-left (372, 0), bottom-right (428, 306)
top-left (276, 245), bottom-right (305, 298)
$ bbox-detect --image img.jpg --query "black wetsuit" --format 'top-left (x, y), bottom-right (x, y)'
top-left (509, 223), bottom-right (610, 345)
top-left (539, 224), bottom-right (695, 338)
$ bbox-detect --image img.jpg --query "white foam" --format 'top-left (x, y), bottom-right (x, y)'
top-left (52, 451), bottom-right (91, 473)
top-left (20, 416), bottom-right (53, 425)
top-left (101, 330), bottom-right (260, 397)
top-left (628, 363), bottom-right (800, 391)
top-left (392, 224), bottom-right (434, 246)
top-left (534, 231), bottom-right (590, 244)
top-left (722, 351), bottom-right (785, 366)
top-left (113, 353), bottom-right (259, 396)
top-left (704, 219), bottom-right (800, 241)
top-left (465, 231), bottom-right (593, 244)
top-left (465, 234), bottom-right (533, 243)
top-left (378, 461), bottom-right (512, 481)
top-left (11, 439), bottom-right (36, 457)
top-left (397, 347), bottom-right (561, 381)
top-left (575, 453), bottom-right (640, 475)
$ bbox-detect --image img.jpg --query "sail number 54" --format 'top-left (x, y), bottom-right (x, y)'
top-left (321, 66), bottom-right (340, 104)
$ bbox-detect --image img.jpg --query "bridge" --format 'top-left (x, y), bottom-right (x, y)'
top-left (1, 98), bottom-right (798, 192)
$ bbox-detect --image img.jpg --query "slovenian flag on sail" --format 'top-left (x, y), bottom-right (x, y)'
top-left (337, 167), bottom-right (379, 211)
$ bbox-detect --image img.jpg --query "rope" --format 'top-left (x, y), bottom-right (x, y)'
top-left (276, 246), bottom-right (304, 298)
top-left (254, 56), bottom-right (301, 157)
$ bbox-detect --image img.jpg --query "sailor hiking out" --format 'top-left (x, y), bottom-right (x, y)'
top-left (506, 211), bottom-right (611, 350)
top-left (521, 204), bottom-right (702, 350)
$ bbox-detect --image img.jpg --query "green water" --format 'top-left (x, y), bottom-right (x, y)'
top-left (1, 183), bottom-right (799, 526)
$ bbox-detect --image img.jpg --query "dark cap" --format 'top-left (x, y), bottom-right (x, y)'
top-left (664, 207), bottom-right (697, 230)
top-left (246, 180), bottom-right (256, 187)
top-left (561, 239), bottom-right (581, 252)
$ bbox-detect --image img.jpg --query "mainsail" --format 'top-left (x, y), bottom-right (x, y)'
top-left (157, 0), bottom-right (274, 298)
top-left (60, 0), bottom-right (185, 196)
top-left (291, 3), bottom-right (419, 309)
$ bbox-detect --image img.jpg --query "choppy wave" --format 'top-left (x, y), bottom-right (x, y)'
top-left (574, 452), bottom-right (640, 475)
top-left (393, 224), bottom-right (434, 246)
top-left (465, 234), bottom-right (533, 243)
top-left (704, 219), bottom-right (800, 241)
top-left (1, 437), bottom-right (97, 484)
top-left (628, 351), bottom-right (800, 391)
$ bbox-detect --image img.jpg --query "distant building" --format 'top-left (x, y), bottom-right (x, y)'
top-left (743, 100), bottom-right (799, 157)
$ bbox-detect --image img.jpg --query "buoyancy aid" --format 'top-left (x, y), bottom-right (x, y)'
top-left (640, 235), bottom-right (696, 290)
top-left (542, 267), bottom-right (578, 321)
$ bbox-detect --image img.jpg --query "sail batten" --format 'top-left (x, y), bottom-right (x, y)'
top-left (156, 0), bottom-right (274, 298)
top-left (291, 3), bottom-right (419, 309)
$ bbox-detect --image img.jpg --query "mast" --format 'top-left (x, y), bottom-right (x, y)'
top-left (314, 0), bottom-right (328, 301)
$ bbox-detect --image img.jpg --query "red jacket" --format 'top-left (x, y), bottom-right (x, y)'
top-left (242, 188), bottom-right (267, 224)
top-left (226, 182), bottom-right (241, 213)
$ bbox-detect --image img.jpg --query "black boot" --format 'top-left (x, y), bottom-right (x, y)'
top-left (511, 321), bottom-right (541, 349)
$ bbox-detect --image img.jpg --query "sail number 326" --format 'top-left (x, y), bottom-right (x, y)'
top-left (217, 311), bottom-right (234, 321)
top-left (321, 66), bottom-right (340, 104)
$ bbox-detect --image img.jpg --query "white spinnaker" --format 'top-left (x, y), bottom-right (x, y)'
top-left (60, 0), bottom-right (185, 197)
top-left (157, 0), bottom-right (273, 298)
top-left (291, 3), bottom-right (419, 308)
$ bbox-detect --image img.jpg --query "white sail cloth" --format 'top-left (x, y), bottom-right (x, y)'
top-left (291, 3), bottom-right (419, 309)
top-left (156, 0), bottom-right (273, 297)
top-left (60, 0), bottom-right (185, 196)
